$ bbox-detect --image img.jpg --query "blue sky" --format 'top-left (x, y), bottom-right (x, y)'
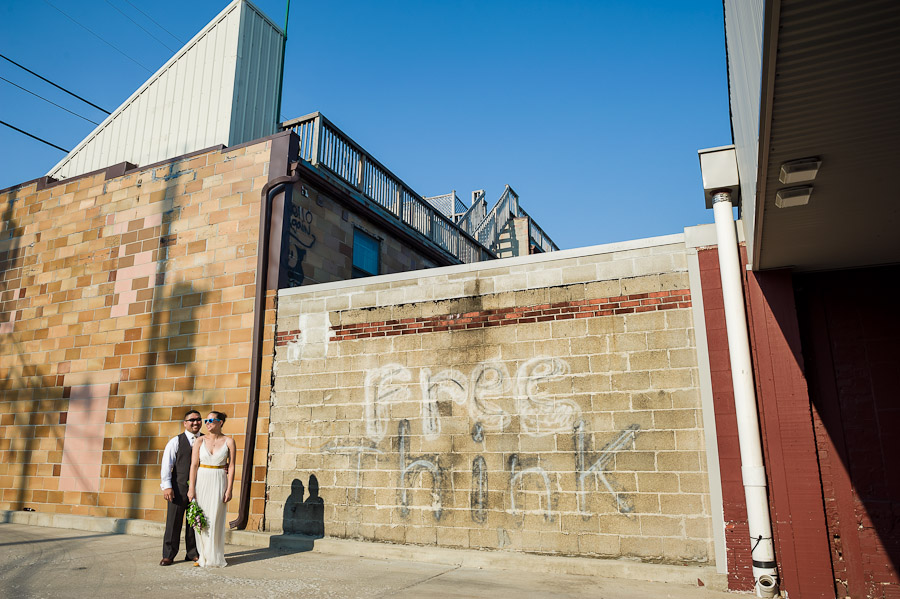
top-left (0, 0), bottom-right (730, 249)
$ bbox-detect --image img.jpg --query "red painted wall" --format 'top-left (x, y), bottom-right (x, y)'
top-left (796, 266), bottom-right (900, 599)
top-left (697, 247), bottom-right (754, 591)
top-left (745, 268), bottom-right (834, 598)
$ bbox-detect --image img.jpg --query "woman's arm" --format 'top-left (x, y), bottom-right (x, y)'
top-left (224, 436), bottom-right (236, 503)
top-left (187, 439), bottom-right (201, 502)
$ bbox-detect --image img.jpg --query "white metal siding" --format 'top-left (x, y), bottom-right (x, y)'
top-left (723, 0), bottom-right (764, 260)
top-left (47, 0), bottom-right (283, 180)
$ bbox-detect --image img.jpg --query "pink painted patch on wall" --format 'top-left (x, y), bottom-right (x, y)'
top-left (59, 384), bottom-right (110, 493)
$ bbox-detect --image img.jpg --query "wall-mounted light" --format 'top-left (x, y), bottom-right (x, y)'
top-left (775, 186), bottom-right (813, 208)
top-left (779, 158), bottom-right (821, 184)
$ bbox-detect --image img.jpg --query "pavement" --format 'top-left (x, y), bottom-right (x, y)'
top-left (0, 521), bottom-right (739, 599)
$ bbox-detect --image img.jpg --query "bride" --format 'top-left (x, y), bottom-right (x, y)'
top-left (187, 411), bottom-right (236, 567)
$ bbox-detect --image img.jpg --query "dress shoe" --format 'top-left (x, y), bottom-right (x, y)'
top-left (186, 556), bottom-right (199, 562)
top-left (159, 558), bottom-right (174, 566)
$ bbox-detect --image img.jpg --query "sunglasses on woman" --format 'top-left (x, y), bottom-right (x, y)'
top-left (204, 418), bottom-right (221, 424)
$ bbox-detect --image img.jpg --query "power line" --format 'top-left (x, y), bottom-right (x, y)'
top-left (0, 120), bottom-right (70, 153)
top-left (0, 53), bottom-right (111, 115)
top-left (121, 0), bottom-right (185, 45)
top-left (43, 0), bottom-right (153, 73)
top-left (0, 76), bottom-right (101, 126)
top-left (103, 0), bottom-right (178, 53)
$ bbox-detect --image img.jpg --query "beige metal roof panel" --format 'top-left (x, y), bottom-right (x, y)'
top-left (47, 0), bottom-right (283, 181)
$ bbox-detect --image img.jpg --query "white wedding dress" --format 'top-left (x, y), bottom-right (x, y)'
top-left (196, 441), bottom-right (228, 567)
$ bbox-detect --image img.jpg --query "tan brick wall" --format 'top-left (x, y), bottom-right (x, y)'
top-left (268, 239), bottom-right (716, 564)
top-left (283, 180), bottom-right (438, 287)
top-left (0, 141), bottom-right (275, 529)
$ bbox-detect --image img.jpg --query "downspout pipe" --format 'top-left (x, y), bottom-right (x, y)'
top-left (229, 165), bottom-right (299, 530)
top-left (711, 190), bottom-right (779, 598)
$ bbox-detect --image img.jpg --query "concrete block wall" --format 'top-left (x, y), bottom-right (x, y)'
top-left (0, 140), bottom-right (276, 528)
top-left (268, 235), bottom-right (719, 565)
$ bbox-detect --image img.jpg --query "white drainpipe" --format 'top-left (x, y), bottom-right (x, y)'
top-left (711, 191), bottom-right (779, 598)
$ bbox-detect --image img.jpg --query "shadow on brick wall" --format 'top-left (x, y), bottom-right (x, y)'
top-left (123, 169), bottom-right (208, 518)
top-left (1, 188), bottom-right (67, 510)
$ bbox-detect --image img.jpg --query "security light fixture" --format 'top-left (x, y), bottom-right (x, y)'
top-left (779, 158), bottom-right (821, 184)
top-left (775, 186), bottom-right (813, 208)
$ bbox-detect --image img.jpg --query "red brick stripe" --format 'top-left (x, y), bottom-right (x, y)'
top-left (275, 329), bottom-right (301, 346)
top-left (321, 289), bottom-right (691, 342)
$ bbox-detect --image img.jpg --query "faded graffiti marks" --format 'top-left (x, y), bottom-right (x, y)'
top-left (286, 201), bottom-right (316, 288)
top-left (367, 358), bottom-right (578, 441)
top-left (321, 440), bottom-right (383, 501)
top-left (471, 455), bottom-right (488, 523)
top-left (318, 359), bottom-right (647, 524)
top-left (365, 364), bottom-right (410, 442)
top-left (398, 419), bottom-right (443, 520)
top-left (516, 357), bottom-right (581, 437)
top-left (471, 421), bottom-right (484, 442)
top-left (575, 421), bottom-right (641, 516)
top-left (420, 368), bottom-right (466, 441)
top-left (469, 362), bottom-right (512, 431)
top-left (508, 454), bottom-right (554, 521)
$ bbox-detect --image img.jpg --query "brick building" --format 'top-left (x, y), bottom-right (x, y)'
top-left (1, 1), bottom-right (896, 597)
top-left (0, 0), bottom-right (554, 534)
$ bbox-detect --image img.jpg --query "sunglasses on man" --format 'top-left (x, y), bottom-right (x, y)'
top-left (185, 417), bottom-right (202, 422)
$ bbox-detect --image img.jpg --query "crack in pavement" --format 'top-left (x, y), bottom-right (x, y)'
top-left (376, 564), bottom-right (462, 598)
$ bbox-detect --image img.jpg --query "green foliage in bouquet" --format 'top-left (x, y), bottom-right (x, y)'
top-left (187, 500), bottom-right (207, 532)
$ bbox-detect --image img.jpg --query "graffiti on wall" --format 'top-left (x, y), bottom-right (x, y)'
top-left (286, 200), bottom-right (316, 288)
top-left (369, 358), bottom-right (580, 443)
top-left (318, 358), bottom-right (642, 523)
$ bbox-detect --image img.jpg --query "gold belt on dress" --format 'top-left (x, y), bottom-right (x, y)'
top-left (199, 464), bottom-right (226, 469)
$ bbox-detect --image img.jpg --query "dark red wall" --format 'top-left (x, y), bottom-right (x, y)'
top-left (698, 247), bottom-right (754, 591)
top-left (796, 266), bottom-right (900, 599)
top-left (745, 268), bottom-right (834, 598)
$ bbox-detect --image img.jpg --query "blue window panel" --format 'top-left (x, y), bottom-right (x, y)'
top-left (352, 229), bottom-right (380, 277)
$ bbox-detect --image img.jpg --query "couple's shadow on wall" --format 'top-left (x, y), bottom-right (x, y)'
top-left (225, 475), bottom-right (325, 565)
top-left (282, 475), bottom-right (325, 537)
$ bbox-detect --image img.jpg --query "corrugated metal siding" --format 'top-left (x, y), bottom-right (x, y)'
top-left (47, 0), bottom-right (283, 180)
top-left (229, 0), bottom-right (283, 145)
top-left (723, 0), bottom-right (764, 261)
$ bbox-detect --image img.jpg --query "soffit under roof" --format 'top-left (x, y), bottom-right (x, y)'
top-left (754, 0), bottom-right (900, 272)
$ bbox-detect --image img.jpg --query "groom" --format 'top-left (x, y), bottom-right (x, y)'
top-left (159, 410), bottom-right (203, 565)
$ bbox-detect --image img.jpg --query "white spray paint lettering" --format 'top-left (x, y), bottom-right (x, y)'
top-left (364, 364), bottom-right (410, 442)
top-left (575, 421), bottom-right (641, 514)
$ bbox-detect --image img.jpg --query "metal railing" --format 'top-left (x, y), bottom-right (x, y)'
top-left (424, 191), bottom-right (467, 222)
top-left (519, 206), bottom-right (559, 253)
top-left (282, 113), bottom-right (491, 264)
top-left (457, 190), bottom-right (486, 234)
top-left (471, 185), bottom-right (519, 253)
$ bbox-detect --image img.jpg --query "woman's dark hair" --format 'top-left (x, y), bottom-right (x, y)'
top-left (210, 411), bottom-right (227, 424)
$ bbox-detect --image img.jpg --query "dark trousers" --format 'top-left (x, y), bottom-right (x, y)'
top-left (162, 483), bottom-right (198, 560)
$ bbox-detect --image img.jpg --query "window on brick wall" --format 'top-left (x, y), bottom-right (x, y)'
top-left (352, 228), bottom-right (380, 278)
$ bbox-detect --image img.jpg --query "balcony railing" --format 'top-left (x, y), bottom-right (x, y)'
top-left (281, 113), bottom-right (493, 264)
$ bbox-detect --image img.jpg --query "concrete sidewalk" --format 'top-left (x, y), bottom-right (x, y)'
top-left (0, 512), bottom-right (736, 598)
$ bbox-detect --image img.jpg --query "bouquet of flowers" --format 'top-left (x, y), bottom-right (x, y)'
top-left (186, 500), bottom-right (207, 532)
